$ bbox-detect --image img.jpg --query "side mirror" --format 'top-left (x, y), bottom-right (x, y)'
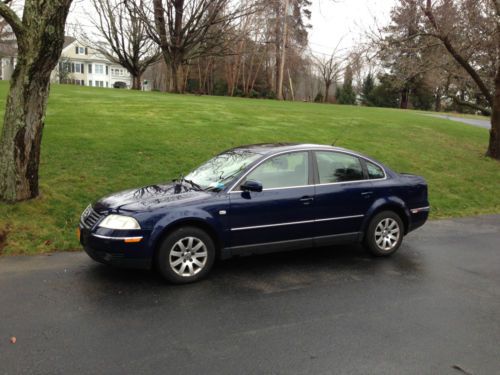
top-left (240, 179), bottom-right (263, 192)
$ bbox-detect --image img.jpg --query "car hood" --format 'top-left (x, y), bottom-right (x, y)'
top-left (93, 183), bottom-right (212, 213)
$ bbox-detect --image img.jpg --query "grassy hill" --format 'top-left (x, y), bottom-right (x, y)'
top-left (0, 81), bottom-right (499, 254)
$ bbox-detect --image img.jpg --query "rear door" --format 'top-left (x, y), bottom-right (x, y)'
top-left (228, 151), bottom-right (315, 251)
top-left (312, 151), bottom-right (375, 244)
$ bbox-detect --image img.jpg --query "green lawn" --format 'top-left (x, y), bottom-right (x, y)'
top-left (0, 81), bottom-right (499, 255)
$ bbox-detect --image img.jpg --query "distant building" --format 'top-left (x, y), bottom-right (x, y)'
top-left (1, 36), bottom-right (133, 89)
top-left (0, 38), bottom-right (17, 81)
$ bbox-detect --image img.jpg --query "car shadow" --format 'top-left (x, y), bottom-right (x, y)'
top-left (82, 243), bottom-right (423, 293)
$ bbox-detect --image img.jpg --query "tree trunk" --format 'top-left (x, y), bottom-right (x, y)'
top-left (435, 92), bottom-right (441, 112)
top-left (400, 87), bottom-right (409, 109)
top-left (277, 0), bottom-right (288, 101)
top-left (0, 2), bottom-right (71, 202)
top-left (324, 82), bottom-right (331, 103)
top-left (487, 65), bottom-right (500, 159)
top-left (170, 60), bottom-right (184, 93)
top-left (131, 74), bottom-right (142, 90)
top-left (0, 70), bottom-right (49, 201)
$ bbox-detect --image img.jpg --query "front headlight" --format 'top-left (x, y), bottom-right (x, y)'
top-left (98, 215), bottom-right (141, 230)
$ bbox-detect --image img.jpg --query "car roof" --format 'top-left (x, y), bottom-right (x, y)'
top-left (228, 143), bottom-right (354, 156)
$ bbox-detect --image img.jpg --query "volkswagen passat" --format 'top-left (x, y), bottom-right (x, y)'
top-left (79, 144), bottom-right (429, 283)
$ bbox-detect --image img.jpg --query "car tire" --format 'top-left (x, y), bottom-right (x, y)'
top-left (156, 226), bottom-right (215, 284)
top-left (364, 211), bottom-right (404, 257)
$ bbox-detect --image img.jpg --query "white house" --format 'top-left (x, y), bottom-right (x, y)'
top-left (1, 36), bottom-right (133, 89)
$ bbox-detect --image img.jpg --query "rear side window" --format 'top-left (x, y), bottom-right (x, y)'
top-left (366, 161), bottom-right (385, 179)
top-left (315, 152), bottom-right (364, 183)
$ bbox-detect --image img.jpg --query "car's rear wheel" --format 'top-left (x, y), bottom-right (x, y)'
top-left (364, 211), bottom-right (404, 256)
top-left (157, 226), bottom-right (215, 283)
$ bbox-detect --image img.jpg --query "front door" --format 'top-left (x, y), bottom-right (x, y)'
top-left (228, 151), bottom-right (315, 252)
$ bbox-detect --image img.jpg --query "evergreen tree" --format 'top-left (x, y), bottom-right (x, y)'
top-left (361, 73), bottom-right (376, 106)
top-left (336, 65), bottom-right (356, 104)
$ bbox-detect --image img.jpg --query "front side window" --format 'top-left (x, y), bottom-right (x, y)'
top-left (243, 152), bottom-right (309, 189)
top-left (315, 151), bottom-right (364, 183)
top-left (366, 161), bottom-right (385, 179)
top-left (185, 150), bottom-right (262, 191)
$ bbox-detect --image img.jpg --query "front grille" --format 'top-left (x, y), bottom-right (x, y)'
top-left (81, 205), bottom-right (104, 229)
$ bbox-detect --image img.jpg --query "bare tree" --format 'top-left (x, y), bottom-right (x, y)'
top-left (0, 0), bottom-right (73, 202)
top-left (135, 0), bottom-right (253, 93)
top-left (271, 0), bottom-right (311, 99)
top-left (85, 0), bottom-right (160, 90)
top-left (419, 0), bottom-right (499, 159)
top-left (313, 51), bottom-right (342, 103)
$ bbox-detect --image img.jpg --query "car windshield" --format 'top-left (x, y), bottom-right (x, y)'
top-left (185, 150), bottom-right (262, 191)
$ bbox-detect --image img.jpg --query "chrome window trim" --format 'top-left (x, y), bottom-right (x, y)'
top-left (230, 214), bottom-right (364, 231)
top-left (227, 148), bottom-right (388, 193)
top-left (91, 234), bottom-right (144, 241)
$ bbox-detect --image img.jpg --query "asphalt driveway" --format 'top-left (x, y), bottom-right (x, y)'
top-left (1, 215), bottom-right (499, 375)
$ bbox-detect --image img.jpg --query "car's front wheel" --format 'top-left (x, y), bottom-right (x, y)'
top-left (157, 226), bottom-right (215, 283)
top-left (364, 211), bottom-right (404, 256)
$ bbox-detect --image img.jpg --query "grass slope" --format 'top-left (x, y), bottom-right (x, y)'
top-left (0, 81), bottom-right (499, 254)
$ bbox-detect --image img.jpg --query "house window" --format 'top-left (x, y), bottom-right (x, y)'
top-left (89, 80), bottom-right (92, 86)
top-left (74, 63), bottom-right (84, 74)
top-left (95, 64), bottom-right (104, 74)
top-left (79, 47), bottom-right (85, 54)
top-left (88, 64), bottom-right (92, 73)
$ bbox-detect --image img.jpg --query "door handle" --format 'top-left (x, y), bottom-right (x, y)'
top-left (300, 196), bottom-right (314, 205)
top-left (361, 191), bottom-right (373, 198)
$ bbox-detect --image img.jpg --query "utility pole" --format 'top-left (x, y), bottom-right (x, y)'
top-left (277, 0), bottom-right (288, 100)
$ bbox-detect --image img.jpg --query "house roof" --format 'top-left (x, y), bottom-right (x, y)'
top-left (0, 36), bottom-right (77, 58)
top-left (63, 36), bottom-right (76, 49)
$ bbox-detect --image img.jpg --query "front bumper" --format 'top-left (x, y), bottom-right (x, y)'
top-left (79, 225), bottom-right (153, 270)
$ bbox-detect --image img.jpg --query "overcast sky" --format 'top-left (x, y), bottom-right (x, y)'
top-left (309, 0), bottom-right (394, 56)
top-left (66, 0), bottom-right (395, 54)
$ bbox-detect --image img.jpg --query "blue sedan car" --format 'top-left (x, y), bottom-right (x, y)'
top-left (79, 143), bottom-right (429, 283)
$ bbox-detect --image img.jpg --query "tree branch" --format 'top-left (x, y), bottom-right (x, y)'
top-left (0, 2), bottom-right (24, 38)
top-left (421, 0), bottom-right (494, 106)
top-left (452, 96), bottom-right (492, 116)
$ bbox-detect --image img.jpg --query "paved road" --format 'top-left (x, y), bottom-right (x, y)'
top-left (1, 215), bottom-right (500, 375)
top-left (428, 114), bottom-right (490, 129)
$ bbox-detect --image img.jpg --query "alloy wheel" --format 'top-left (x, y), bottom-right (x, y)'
top-left (374, 218), bottom-right (400, 251)
top-left (169, 236), bottom-right (208, 277)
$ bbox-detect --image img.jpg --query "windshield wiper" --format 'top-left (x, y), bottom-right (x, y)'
top-left (173, 176), bottom-right (204, 192)
top-left (181, 178), bottom-right (203, 191)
